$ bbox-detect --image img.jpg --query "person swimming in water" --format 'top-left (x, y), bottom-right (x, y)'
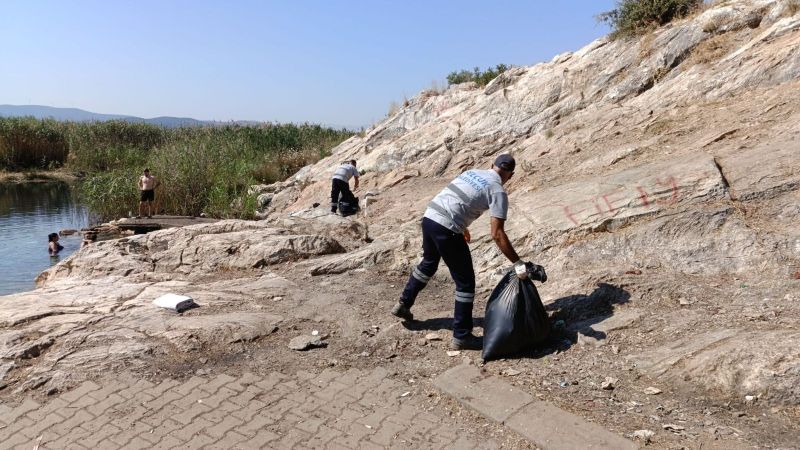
top-left (48, 233), bottom-right (64, 256)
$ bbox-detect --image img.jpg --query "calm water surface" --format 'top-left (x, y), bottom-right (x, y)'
top-left (0, 182), bottom-right (89, 295)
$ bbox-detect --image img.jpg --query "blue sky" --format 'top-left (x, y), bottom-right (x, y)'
top-left (1, 1), bottom-right (615, 128)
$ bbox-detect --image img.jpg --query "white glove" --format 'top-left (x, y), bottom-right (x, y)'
top-left (513, 260), bottom-right (528, 279)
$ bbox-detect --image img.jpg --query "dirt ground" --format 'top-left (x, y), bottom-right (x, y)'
top-left (44, 264), bottom-right (791, 450)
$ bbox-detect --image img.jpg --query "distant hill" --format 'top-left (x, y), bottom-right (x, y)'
top-left (0, 105), bottom-right (208, 128)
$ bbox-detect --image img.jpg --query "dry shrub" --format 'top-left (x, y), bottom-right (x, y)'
top-left (0, 117), bottom-right (69, 169)
top-left (687, 32), bottom-right (737, 65)
top-left (786, 0), bottom-right (800, 17)
top-left (639, 31), bottom-right (657, 60)
top-left (251, 148), bottom-right (324, 185)
top-left (387, 101), bottom-right (400, 117)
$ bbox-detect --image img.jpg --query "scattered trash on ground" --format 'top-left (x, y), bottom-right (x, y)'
top-left (288, 334), bottom-right (328, 351)
top-left (425, 332), bottom-right (442, 341)
top-left (631, 429), bottom-right (655, 442)
top-left (601, 377), bottom-right (618, 390)
top-left (152, 293), bottom-right (196, 313)
top-left (662, 424), bottom-right (685, 432)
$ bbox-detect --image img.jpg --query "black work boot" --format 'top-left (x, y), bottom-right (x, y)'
top-left (450, 333), bottom-right (483, 350)
top-left (390, 302), bottom-right (414, 321)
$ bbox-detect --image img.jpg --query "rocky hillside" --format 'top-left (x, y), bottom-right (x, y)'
top-left (2, 0), bottom-right (799, 447)
top-left (271, 0), bottom-right (800, 398)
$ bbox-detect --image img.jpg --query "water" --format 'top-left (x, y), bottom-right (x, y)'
top-left (0, 182), bottom-right (89, 296)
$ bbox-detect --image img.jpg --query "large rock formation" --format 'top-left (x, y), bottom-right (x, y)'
top-left (269, 0), bottom-right (800, 405)
top-left (1, 0), bottom-right (798, 443)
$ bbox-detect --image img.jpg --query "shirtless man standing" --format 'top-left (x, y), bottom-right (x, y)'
top-left (138, 168), bottom-right (159, 218)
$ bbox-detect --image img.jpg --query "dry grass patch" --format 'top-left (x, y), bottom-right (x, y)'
top-left (687, 31), bottom-right (738, 65)
top-left (785, 0), bottom-right (800, 17)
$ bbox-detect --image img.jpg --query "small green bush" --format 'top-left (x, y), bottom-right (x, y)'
top-left (599, 0), bottom-right (702, 38)
top-left (446, 64), bottom-right (510, 87)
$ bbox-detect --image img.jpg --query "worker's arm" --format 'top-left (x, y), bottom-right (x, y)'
top-left (137, 177), bottom-right (142, 189)
top-left (353, 175), bottom-right (359, 190)
top-left (490, 217), bottom-right (520, 263)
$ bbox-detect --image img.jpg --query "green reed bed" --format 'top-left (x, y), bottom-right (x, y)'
top-left (0, 117), bottom-right (353, 219)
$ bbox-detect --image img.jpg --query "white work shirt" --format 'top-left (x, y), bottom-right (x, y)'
top-left (332, 163), bottom-right (358, 182)
top-left (424, 169), bottom-right (508, 233)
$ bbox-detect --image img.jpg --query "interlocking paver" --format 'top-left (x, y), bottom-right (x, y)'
top-left (200, 373), bottom-right (237, 393)
top-left (23, 409), bottom-right (67, 437)
top-left (206, 415), bottom-right (244, 439)
top-left (172, 376), bottom-right (208, 395)
top-left (0, 433), bottom-right (31, 450)
top-left (117, 379), bottom-right (156, 400)
top-left (254, 371), bottom-right (285, 391)
top-left (240, 429), bottom-right (280, 448)
top-left (0, 403), bottom-right (12, 423)
top-left (276, 428), bottom-right (310, 448)
top-left (4, 398), bottom-right (40, 423)
top-left (77, 423), bottom-right (122, 447)
top-left (196, 385), bottom-right (238, 408)
top-left (86, 381), bottom-right (126, 401)
top-left (85, 392), bottom-right (126, 417)
top-left (208, 430), bottom-right (248, 449)
top-left (176, 416), bottom-right (215, 438)
top-left (173, 402), bottom-right (211, 425)
top-left (237, 410), bottom-right (277, 437)
top-left (231, 398), bottom-right (266, 422)
top-left (369, 420), bottom-right (405, 446)
top-left (142, 389), bottom-right (181, 412)
top-left (144, 417), bottom-right (183, 438)
top-left (44, 426), bottom-right (93, 448)
top-left (306, 424), bottom-right (343, 448)
top-left (230, 385), bottom-right (260, 407)
top-left (183, 432), bottom-right (217, 448)
top-left (1, 368), bottom-right (503, 450)
top-left (152, 434), bottom-right (184, 449)
top-left (60, 381), bottom-right (100, 403)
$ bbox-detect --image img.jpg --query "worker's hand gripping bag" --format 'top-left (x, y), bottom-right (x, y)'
top-left (482, 264), bottom-right (551, 361)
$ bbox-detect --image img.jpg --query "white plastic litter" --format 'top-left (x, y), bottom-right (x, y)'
top-left (153, 293), bottom-right (196, 312)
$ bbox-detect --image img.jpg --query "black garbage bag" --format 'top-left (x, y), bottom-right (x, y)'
top-left (338, 196), bottom-right (360, 216)
top-left (482, 264), bottom-right (551, 361)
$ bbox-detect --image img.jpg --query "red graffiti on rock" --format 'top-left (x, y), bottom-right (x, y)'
top-left (563, 176), bottom-right (680, 226)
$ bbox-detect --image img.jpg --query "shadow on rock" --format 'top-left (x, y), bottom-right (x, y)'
top-left (548, 282), bottom-right (632, 349)
top-left (483, 282), bottom-right (633, 361)
top-left (398, 283), bottom-right (630, 359)
top-left (401, 316), bottom-right (485, 332)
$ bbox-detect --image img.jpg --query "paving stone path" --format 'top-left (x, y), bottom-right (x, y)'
top-left (435, 365), bottom-right (637, 450)
top-left (0, 367), bottom-right (500, 450)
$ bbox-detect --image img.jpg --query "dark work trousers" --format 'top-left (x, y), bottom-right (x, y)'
top-left (400, 217), bottom-right (476, 339)
top-left (330, 179), bottom-right (354, 212)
